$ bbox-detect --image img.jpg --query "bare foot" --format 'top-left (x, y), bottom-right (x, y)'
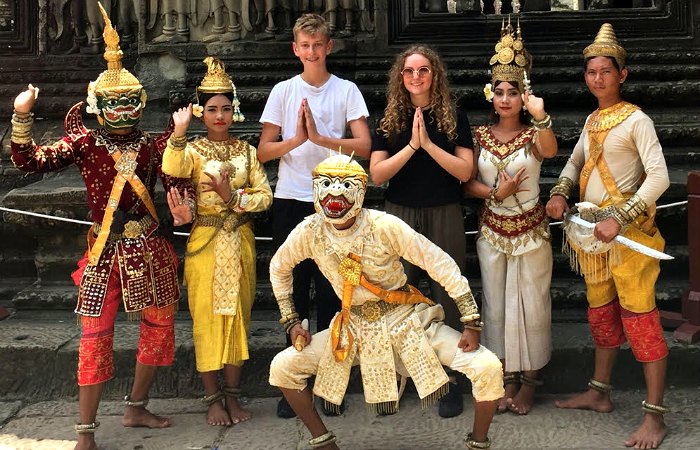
top-left (498, 382), bottom-right (519, 414)
top-left (207, 400), bottom-right (232, 426)
top-left (74, 434), bottom-right (97, 450)
top-left (508, 383), bottom-right (536, 415)
top-left (122, 405), bottom-right (171, 428)
top-left (226, 396), bottom-right (252, 424)
top-left (624, 414), bottom-right (667, 449)
top-left (555, 389), bottom-right (614, 413)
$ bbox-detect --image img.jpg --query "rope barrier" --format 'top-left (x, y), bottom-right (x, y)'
top-left (0, 200), bottom-right (689, 240)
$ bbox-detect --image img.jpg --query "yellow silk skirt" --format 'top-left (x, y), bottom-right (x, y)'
top-left (185, 221), bottom-right (256, 372)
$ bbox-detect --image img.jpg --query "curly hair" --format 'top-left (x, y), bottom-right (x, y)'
top-left (377, 44), bottom-right (456, 141)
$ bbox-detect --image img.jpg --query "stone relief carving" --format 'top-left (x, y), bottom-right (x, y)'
top-left (45, 0), bottom-right (375, 48)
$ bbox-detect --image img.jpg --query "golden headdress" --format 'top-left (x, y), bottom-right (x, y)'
top-left (193, 57), bottom-right (244, 122)
top-left (489, 17), bottom-right (531, 91)
top-left (312, 153), bottom-right (367, 183)
top-left (92, 2), bottom-right (142, 95)
top-left (583, 23), bottom-right (626, 69)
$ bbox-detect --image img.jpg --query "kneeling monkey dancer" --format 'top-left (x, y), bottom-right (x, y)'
top-left (269, 154), bottom-right (504, 449)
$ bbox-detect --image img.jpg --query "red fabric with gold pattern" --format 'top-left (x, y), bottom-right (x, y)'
top-left (588, 299), bottom-right (626, 348)
top-left (78, 332), bottom-right (115, 386)
top-left (137, 309), bottom-right (176, 366)
top-left (480, 202), bottom-right (547, 237)
top-left (621, 307), bottom-right (668, 363)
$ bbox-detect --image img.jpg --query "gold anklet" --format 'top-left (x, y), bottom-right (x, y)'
top-left (587, 379), bottom-right (613, 393)
top-left (642, 400), bottom-right (670, 415)
top-left (464, 432), bottom-right (491, 449)
top-left (309, 431), bottom-right (336, 448)
top-left (74, 421), bottom-right (100, 434)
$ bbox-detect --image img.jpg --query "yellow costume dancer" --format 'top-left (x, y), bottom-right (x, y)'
top-left (162, 57), bottom-right (272, 425)
top-left (547, 23), bottom-right (670, 449)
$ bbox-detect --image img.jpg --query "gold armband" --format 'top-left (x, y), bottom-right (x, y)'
top-left (277, 296), bottom-right (300, 332)
top-left (168, 134), bottom-right (188, 150)
top-left (612, 194), bottom-right (648, 226)
top-left (549, 176), bottom-right (574, 200)
top-left (455, 292), bottom-right (480, 323)
top-left (11, 112), bottom-right (34, 145)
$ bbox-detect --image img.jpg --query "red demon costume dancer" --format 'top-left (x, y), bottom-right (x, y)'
top-left (10, 3), bottom-right (193, 450)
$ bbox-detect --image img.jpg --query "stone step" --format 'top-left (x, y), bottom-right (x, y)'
top-left (0, 311), bottom-right (697, 402)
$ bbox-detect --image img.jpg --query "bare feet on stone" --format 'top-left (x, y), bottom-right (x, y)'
top-left (555, 388), bottom-right (614, 413)
top-left (497, 382), bottom-right (519, 413)
top-left (226, 397), bottom-right (252, 424)
top-left (508, 383), bottom-right (536, 415)
top-left (122, 405), bottom-right (171, 428)
top-left (624, 414), bottom-right (667, 449)
top-left (207, 400), bottom-right (232, 426)
top-left (74, 435), bottom-right (97, 450)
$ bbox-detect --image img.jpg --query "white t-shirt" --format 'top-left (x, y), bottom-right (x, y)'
top-left (259, 74), bottom-right (369, 202)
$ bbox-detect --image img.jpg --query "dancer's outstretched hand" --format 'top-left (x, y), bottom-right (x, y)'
top-left (167, 187), bottom-right (193, 226)
top-left (14, 84), bottom-right (40, 113)
top-left (172, 104), bottom-right (192, 138)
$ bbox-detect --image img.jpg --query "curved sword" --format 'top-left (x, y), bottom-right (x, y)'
top-left (566, 214), bottom-right (673, 260)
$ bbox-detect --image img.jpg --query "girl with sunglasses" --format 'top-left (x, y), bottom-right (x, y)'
top-left (370, 44), bottom-right (474, 419)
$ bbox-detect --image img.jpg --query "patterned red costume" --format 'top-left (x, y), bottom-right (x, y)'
top-left (11, 103), bottom-right (193, 385)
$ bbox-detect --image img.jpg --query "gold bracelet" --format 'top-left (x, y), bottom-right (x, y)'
top-left (531, 113), bottom-right (552, 131)
top-left (168, 135), bottom-right (187, 150)
top-left (615, 194), bottom-right (648, 225)
top-left (549, 176), bottom-right (574, 200)
top-left (455, 292), bottom-right (480, 322)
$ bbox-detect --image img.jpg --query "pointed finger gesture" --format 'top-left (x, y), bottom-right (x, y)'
top-left (522, 92), bottom-right (545, 121)
top-left (14, 84), bottom-right (40, 113)
top-left (496, 167), bottom-right (529, 200)
top-left (202, 170), bottom-right (233, 203)
top-left (172, 104), bottom-right (193, 138)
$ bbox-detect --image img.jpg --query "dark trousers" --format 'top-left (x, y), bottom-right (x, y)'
top-left (272, 198), bottom-right (341, 344)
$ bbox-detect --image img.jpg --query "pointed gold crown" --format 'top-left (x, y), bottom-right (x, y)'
top-left (583, 23), bottom-right (626, 69)
top-left (197, 57), bottom-right (235, 94)
top-left (489, 17), bottom-right (531, 89)
top-left (92, 1), bottom-right (142, 94)
top-left (313, 154), bottom-right (367, 183)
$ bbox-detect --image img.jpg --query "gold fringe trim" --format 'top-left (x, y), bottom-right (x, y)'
top-left (562, 232), bottom-right (621, 283)
top-left (366, 401), bottom-right (399, 415)
top-left (322, 399), bottom-right (342, 415)
top-left (421, 382), bottom-right (449, 410)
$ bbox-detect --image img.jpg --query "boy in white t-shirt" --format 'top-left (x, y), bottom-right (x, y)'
top-left (258, 13), bottom-right (371, 418)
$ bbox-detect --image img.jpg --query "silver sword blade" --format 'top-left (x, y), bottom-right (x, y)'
top-left (566, 214), bottom-right (674, 260)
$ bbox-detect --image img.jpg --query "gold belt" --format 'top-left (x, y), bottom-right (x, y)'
top-left (93, 215), bottom-right (153, 241)
top-left (350, 301), bottom-right (399, 322)
top-left (195, 213), bottom-right (250, 232)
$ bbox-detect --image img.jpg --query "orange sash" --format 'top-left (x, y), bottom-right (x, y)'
top-left (331, 253), bottom-right (433, 362)
top-left (88, 150), bottom-right (158, 266)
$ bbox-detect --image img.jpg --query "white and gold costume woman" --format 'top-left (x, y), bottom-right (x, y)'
top-left (162, 59), bottom-right (272, 372)
top-left (475, 20), bottom-right (553, 374)
top-left (475, 125), bottom-right (553, 372)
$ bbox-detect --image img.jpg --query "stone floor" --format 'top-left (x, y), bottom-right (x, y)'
top-left (1, 388), bottom-right (700, 449)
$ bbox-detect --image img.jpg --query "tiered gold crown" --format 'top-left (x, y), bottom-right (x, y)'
top-left (313, 154), bottom-right (367, 182)
top-left (489, 17), bottom-right (531, 88)
top-left (92, 2), bottom-right (142, 94)
top-left (197, 57), bottom-right (235, 94)
top-left (583, 23), bottom-right (626, 69)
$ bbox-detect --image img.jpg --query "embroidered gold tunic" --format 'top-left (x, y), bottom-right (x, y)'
top-left (162, 136), bottom-right (272, 370)
top-left (269, 209), bottom-right (504, 409)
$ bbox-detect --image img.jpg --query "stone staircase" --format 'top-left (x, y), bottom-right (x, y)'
top-left (1, 31), bottom-right (697, 319)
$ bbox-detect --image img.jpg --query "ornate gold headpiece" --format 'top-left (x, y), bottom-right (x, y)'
top-left (92, 2), bottom-right (142, 95)
top-left (583, 23), bottom-right (626, 69)
top-left (198, 57), bottom-right (235, 94)
top-left (489, 17), bottom-right (531, 90)
top-left (193, 57), bottom-right (244, 122)
top-left (312, 153), bottom-right (367, 183)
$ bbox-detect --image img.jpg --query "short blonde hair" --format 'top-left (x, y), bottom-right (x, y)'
top-left (293, 14), bottom-right (331, 41)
